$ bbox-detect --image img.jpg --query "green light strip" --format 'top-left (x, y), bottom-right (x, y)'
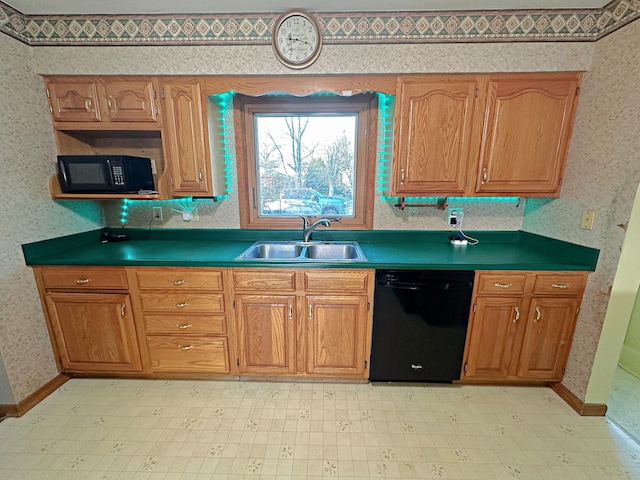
top-left (376, 92), bottom-right (394, 196)
top-left (211, 91), bottom-right (235, 200)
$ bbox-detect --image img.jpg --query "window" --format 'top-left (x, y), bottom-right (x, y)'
top-left (235, 94), bottom-right (377, 229)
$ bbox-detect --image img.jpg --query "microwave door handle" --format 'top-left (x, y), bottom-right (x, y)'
top-left (59, 163), bottom-right (69, 188)
top-left (105, 158), bottom-right (115, 187)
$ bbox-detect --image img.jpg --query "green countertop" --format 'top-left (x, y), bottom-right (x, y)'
top-left (22, 228), bottom-right (599, 271)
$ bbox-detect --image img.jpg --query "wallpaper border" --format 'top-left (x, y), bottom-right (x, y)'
top-left (0, 0), bottom-right (638, 46)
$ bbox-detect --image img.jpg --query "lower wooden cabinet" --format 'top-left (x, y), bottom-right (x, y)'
top-left (147, 336), bottom-right (230, 373)
top-left (235, 295), bottom-right (297, 375)
top-left (462, 271), bottom-right (587, 383)
top-left (129, 267), bottom-right (233, 374)
top-left (231, 268), bottom-right (374, 379)
top-left (35, 266), bottom-right (144, 374)
top-left (306, 295), bottom-right (369, 376)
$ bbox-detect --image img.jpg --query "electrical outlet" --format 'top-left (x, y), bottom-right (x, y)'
top-left (448, 208), bottom-right (464, 227)
top-left (152, 207), bottom-right (163, 222)
top-left (581, 210), bottom-right (595, 230)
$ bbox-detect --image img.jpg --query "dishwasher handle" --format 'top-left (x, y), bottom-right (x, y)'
top-left (379, 280), bottom-right (473, 291)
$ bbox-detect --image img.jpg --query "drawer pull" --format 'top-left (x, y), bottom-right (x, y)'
top-left (288, 304), bottom-right (293, 322)
top-left (308, 304), bottom-right (313, 321)
top-left (175, 302), bottom-right (190, 308)
top-left (177, 323), bottom-right (193, 329)
top-left (535, 307), bottom-right (541, 322)
top-left (179, 345), bottom-right (194, 350)
top-left (513, 306), bottom-right (520, 323)
top-left (173, 279), bottom-right (186, 285)
top-left (551, 283), bottom-right (569, 289)
top-left (75, 278), bottom-right (92, 285)
top-left (121, 304), bottom-right (126, 317)
top-left (495, 283), bottom-right (512, 289)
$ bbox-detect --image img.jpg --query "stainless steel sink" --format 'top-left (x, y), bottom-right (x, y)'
top-left (237, 242), bottom-right (303, 259)
top-left (236, 241), bottom-right (366, 262)
top-left (305, 243), bottom-right (361, 260)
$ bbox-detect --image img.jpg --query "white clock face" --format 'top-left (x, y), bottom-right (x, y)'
top-left (274, 12), bottom-right (321, 68)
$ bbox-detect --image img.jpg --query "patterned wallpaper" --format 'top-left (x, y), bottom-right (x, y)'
top-left (0, 33), bottom-right (103, 403)
top-left (522, 18), bottom-right (640, 400)
top-left (0, 0), bottom-right (638, 45)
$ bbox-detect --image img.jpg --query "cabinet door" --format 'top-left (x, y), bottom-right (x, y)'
top-left (463, 297), bottom-right (526, 380)
top-left (46, 79), bottom-right (101, 122)
top-left (476, 73), bottom-right (580, 195)
top-left (517, 297), bottom-right (579, 381)
top-left (306, 295), bottom-right (369, 377)
top-left (162, 80), bottom-right (211, 195)
top-left (235, 295), bottom-right (296, 375)
top-left (392, 76), bottom-right (481, 195)
top-left (45, 293), bottom-right (142, 372)
top-left (103, 80), bottom-right (158, 123)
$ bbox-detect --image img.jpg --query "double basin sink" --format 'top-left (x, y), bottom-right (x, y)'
top-left (237, 241), bottom-right (366, 262)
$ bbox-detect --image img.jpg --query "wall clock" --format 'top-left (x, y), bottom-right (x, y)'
top-left (272, 10), bottom-right (323, 69)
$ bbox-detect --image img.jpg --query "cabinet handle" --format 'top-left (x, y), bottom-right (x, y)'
top-left (481, 168), bottom-right (488, 185)
top-left (198, 170), bottom-right (203, 183)
top-left (84, 99), bottom-right (93, 112)
top-left (513, 306), bottom-right (520, 323)
top-left (177, 323), bottom-right (193, 329)
top-left (551, 283), bottom-right (569, 289)
top-left (400, 168), bottom-right (405, 185)
top-left (289, 304), bottom-right (293, 322)
top-left (494, 283), bottom-right (512, 289)
top-left (308, 304), bottom-right (313, 321)
top-left (121, 304), bottom-right (126, 317)
top-left (173, 279), bottom-right (187, 285)
top-left (107, 97), bottom-right (114, 111)
top-left (535, 307), bottom-right (541, 322)
top-left (179, 345), bottom-right (194, 350)
top-left (75, 278), bottom-right (91, 285)
top-left (175, 302), bottom-right (190, 308)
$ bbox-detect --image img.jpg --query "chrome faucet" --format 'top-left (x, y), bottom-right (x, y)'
top-left (300, 216), bottom-right (331, 242)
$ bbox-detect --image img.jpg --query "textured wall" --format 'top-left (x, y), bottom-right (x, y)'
top-left (1, 37), bottom-right (598, 403)
top-left (522, 20), bottom-right (640, 401)
top-left (0, 34), bottom-right (103, 403)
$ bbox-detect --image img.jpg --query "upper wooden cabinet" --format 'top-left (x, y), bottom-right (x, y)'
top-left (45, 76), bottom-right (161, 127)
top-left (393, 75), bottom-right (483, 196)
top-left (161, 78), bottom-right (213, 196)
top-left (476, 73), bottom-right (580, 196)
top-left (391, 72), bottom-right (581, 197)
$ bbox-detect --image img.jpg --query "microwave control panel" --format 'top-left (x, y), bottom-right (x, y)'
top-left (111, 161), bottom-right (125, 186)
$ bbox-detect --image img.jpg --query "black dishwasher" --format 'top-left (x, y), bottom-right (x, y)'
top-left (369, 269), bottom-right (474, 383)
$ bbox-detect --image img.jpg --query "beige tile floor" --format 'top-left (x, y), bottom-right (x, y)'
top-left (1, 379), bottom-right (640, 479)
top-left (607, 365), bottom-right (640, 444)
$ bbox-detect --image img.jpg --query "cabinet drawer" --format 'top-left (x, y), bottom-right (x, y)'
top-left (148, 336), bottom-right (230, 373)
top-left (232, 269), bottom-right (296, 292)
top-left (144, 314), bottom-right (226, 335)
top-left (533, 273), bottom-right (586, 296)
top-left (139, 293), bottom-right (225, 313)
top-left (135, 269), bottom-right (223, 291)
top-left (304, 270), bottom-right (371, 293)
top-left (40, 267), bottom-right (128, 290)
top-left (476, 273), bottom-right (527, 295)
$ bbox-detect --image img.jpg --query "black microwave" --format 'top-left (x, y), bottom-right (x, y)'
top-left (57, 155), bottom-right (155, 194)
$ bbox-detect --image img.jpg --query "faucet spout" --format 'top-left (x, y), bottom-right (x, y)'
top-left (302, 218), bottom-right (331, 242)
